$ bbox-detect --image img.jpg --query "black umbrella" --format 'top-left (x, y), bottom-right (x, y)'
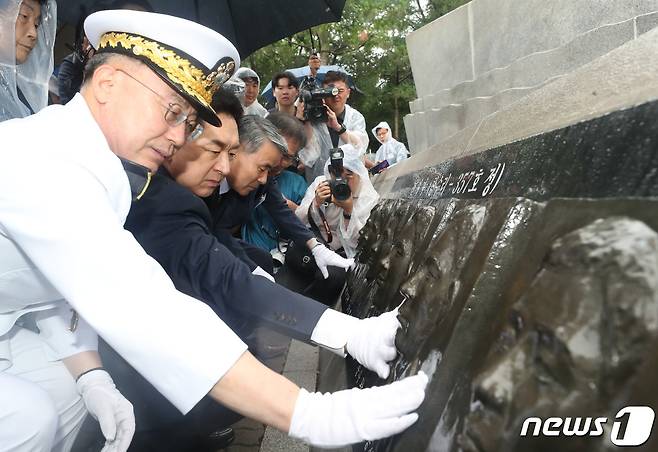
top-left (56, 0), bottom-right (346, 58)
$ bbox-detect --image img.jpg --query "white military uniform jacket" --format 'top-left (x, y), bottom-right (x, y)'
top-left (0, 94), bottom-right (247, 413)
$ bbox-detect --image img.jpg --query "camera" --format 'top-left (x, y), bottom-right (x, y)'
top-left (327, 148), bottom-right (351, 202)
top-left (299, 76), bottom-right (338, 123)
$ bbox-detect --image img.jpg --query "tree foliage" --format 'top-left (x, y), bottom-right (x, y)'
top-left (248, 0), bottom-right (468, 152)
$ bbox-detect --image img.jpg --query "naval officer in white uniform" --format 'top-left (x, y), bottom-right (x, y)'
top-left (0, 9), bottom-right (428, 452)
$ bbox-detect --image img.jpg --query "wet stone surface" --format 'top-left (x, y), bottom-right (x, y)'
top-left (332, 197), bottom-right (658, 452)
top-left (313, 103), bottom-right (658, 452)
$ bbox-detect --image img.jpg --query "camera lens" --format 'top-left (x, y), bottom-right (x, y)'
top-left (331, 180), bottom-right (351, 201)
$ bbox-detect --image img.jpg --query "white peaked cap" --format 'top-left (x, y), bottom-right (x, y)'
top-left (85, 9), bottom-right (241, 126)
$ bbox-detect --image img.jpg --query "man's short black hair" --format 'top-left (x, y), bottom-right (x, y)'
top-left (266, 111), bottom-right (307, 149)
top-left (271, 71), bottom-right (299, 90)
top-left (323, 71), bottom-right (349, 86)
top-left (211, 87), bottom-right (244, 124)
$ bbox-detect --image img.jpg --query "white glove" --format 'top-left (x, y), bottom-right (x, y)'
top-left (311, 244), bottom-right (354, 279)
top-left (346, 308), bottom-right (400, 379)
top-left (311, 308), bottom-right (401, 379)
top-left (289, 371), bottom-right (428, 447)
top-left (77, 369), bottom-right (135, 452)
top-left (252, 265), bottom-right (275, 282)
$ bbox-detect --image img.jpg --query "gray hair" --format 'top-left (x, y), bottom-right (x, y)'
top-left (266, 111), bottom-right (307, 149)
top-left (238, 115), bottom-right (288, 156)
top-left (81, 53), bottom-right (140, 87)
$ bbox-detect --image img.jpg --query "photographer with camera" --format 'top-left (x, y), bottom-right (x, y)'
top-left (297, 71), bottom-right (369, 182)
top-left (297, 144), bottom-right (379, 260)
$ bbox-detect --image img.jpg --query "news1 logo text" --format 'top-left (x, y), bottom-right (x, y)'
top-left (520, 406), bottom-right (655, 446)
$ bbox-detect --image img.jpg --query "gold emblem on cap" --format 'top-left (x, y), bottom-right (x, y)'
top-left (99, 32), bottom-right (235, 107)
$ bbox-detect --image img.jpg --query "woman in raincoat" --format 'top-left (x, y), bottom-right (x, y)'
top-left (367, 121), bottom-right (409, 168)
top-left (296, 143), bottom-right (380, 259)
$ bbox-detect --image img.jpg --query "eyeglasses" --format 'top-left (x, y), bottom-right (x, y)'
top-left (281, 152), bottom-right (300, 165)
top-left (115, 68), bottom-right (204, 141)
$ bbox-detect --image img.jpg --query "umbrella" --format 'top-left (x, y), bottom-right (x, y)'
top-left (55, 0), bottom-right (347, 58)
top-left (260, 64), bottom-right (355, 104)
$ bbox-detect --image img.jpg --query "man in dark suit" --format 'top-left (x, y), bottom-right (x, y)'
top-left (205, 116), bottom-right (354, 279)
top-left (101, 90), bottom-right (405, 451)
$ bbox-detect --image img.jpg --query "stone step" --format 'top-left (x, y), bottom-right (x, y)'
top-left (409, 14), bottom-right (651, 115)
top-left (407, 0), bottom-right (658, 100)
top-left (406, 11), bottom-right (658, 154)
top-left (376, 25), bottom-right (658, 197)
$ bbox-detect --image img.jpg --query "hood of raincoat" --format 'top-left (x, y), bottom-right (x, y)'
top-left (0, 0), bottom-right (56, 121)
top-left (235, 67), bottom-right (260, 87)
top-left (371, 120), bottom-right (392, 144)
top-left (323, 143), bottom-right (379, 204)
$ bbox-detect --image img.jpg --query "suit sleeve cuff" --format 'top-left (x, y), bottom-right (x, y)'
top-left (310, 309), bottom-right (359, 357)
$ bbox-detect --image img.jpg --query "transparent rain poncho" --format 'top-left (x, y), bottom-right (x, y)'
top-left (371, 121), bottom-right (408, 166)
top-left (0, 0), bottom-right (56, 121)
top-left (296, 144), bottom-right (380, 258)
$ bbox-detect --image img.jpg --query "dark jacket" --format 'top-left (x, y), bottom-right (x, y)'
top-left (124, 168), bottom-right (327, 340)
top-left (57, 53), bottom-right (85, 105)
top-left (206, 176), bottom-right (315, 245)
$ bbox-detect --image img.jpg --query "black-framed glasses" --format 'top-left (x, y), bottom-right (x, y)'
top-left (115, 68), bottom-right (204, 141)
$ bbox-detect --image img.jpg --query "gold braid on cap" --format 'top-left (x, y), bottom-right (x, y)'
top-left (99, 32), bottom-right (235, 107)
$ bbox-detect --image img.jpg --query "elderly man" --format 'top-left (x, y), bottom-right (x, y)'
top-left (102, 90), bottom-right (412, 450)
top-left (207, 113), bottom-right (353, 280)
top-left (0, 8), bottom-right (427, 452)
top-left (241, 111), bottom-right (309, 252)
top-left (234, 67), bottom-right (267, 117)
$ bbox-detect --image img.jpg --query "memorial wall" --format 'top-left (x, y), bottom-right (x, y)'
top-left (315, 1), bottom-right (658, 451)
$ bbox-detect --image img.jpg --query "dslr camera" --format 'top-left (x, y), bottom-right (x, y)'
top-left (299, 76), bottom-right (338, 123)
top-left (327, 148), bottom-right (351, 202)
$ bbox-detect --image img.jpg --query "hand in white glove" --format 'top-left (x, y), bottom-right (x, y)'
top-left (289, 371), bottom-right (428, 447)
top-left (346, 307), bottom-right (401, 379)
top-left (311, 244), bottom-right (354, 279)
top-left (77, 369), bottom-right (135, 452)
top-left (252, 265), bottom-right (275, 282)
top-left (310, 307), bottom-right (401, 379)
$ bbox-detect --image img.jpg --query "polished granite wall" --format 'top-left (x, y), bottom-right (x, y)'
top-left (316, 101), bottom-right (658, 452)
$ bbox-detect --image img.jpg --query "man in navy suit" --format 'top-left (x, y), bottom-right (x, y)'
top-left (205, 117), bottom-right (354, 279)
top-left (101, 90), bottom-right (407, 450)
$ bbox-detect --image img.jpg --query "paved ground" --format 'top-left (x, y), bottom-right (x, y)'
top-left (219, 330), bottom-right (318, 452)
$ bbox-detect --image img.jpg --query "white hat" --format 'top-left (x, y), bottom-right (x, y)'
top-left (85, 9), bottom-right (241, 127)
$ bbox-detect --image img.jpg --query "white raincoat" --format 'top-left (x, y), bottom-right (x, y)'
top-left (0, 0), bottom-right (56, 121)
top-left (235, 67), bottom-right (268, 117)
top-left (296, 144), bottom-right (379, 258)
top-left (300, 104), bottom-right (370, 181)
top-left (371, 121), bottom-right (408, 166)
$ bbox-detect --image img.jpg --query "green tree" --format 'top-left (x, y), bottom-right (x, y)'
top-left (248, 0), bottom-right (468, 151)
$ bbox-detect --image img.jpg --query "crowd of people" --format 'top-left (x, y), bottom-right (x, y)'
top-left (0, 1), bottom-right (422, 451)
